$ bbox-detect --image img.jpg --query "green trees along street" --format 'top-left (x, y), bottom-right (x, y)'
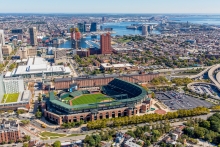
top-left (87, 107), bottom-right (209, 130)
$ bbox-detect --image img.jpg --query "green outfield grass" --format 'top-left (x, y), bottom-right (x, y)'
top-left (1, 93), bottom-right (19, 103)
top-left (71, 93), bottom-right (113, 105)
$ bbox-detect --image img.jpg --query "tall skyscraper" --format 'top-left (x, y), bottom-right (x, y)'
top-left (100, 33), bottom-right (112, 54)
top-left (90, 22), bottom-right (97, 32)
top-left (77, 23), bottom-right (84, 33)
top-left (29, 27), bottom-right (38, 46)
top-left (102, 17), bottom-right (106, 22)
top-left (0, 30), bottom-right (5, 63)
top-left (142, 25), bottom-right (148, 36)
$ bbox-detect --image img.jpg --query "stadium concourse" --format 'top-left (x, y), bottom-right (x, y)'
top-left (42, 78), bottom-right (153, 125)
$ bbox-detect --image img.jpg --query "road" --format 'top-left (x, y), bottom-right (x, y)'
top-left (208, 64), bottom-right (220, 90)
top-left (69, 59), bottom-right (78, 77)
top-left (1, 113), bottom-right (215, 147)
top-left (153, 66), bottom-right (210, 73)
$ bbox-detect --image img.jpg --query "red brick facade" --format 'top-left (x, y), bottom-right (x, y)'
top-left (100, 33), bottom-right (112, 54)
top-left (0, 130), bottom-right (20, 143)
top-left (44, 101), bottom-right (151, 125)
top-left (54, 73), bottom-right (159, 90)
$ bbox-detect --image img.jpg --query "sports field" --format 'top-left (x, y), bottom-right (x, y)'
top-left (71, 93), bottom-right (113, 105)
top-left (1, 93), bottom-right (19, 103)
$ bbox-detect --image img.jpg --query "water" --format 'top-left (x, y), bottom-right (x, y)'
top-left (168, 15), bottom-right (220, 25)
top-left (102, 21), bottom-right (160, 36)
top-left (58, 21), bottom-right (160, 48)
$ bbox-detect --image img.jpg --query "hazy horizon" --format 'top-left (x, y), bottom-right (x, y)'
top-left (1, 0), bottom-right (220, 14)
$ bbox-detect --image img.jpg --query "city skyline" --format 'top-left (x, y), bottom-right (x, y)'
top-left (0, 0), bottom-right (220, 14)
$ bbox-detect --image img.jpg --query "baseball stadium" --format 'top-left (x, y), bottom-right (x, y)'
top-left (43, 78), bottom-right (152, 125)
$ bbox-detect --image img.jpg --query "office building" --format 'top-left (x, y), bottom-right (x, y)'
top-left (85, 24), bottom-right (91, 32)
top-left (54, 49), bottom-right (67, 64)
top-left (54, 49), bottom-right (66, 59)
top-left (77, 23), bottom-right (84, 33)
top-left (0, 30), bottom-right (5, 46)
top-left (29, 27), bottom-right (38, 46)
top-left (142, 25), bottom-right (148, 36)
top-left (0, 119), bottom-right (21, 144)
top-left (3, 77), bottom-right (24, 94)
top-left (0, 75), bottom-right (4, 101)
top-left (100, 33), bottom-right (112, 54)
top-left (76, 49), bottom-right (90, 57)
top-left (19, 47), bottom-right (28, 59)
top-left (90, 22), bottom-right (97, 32)
top-left (102, 17), bottom-right (107, 22)
top-left (27, 47), bottom-right (37, 56)
top-left (11, 29), bottom-right (23, 34)
top-left (67, 24), bottom-right (75, 33)
top-left (2, 45), bottom-right (12, 56)
top-left (0, 30), bottom-right (5, 63)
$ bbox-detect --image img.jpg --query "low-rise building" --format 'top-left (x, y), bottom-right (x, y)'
top-left (2, 45), bottom-right (12, 56)
top-left (13, 57), bottom-right (71, 78)
top-left (0, 119), bottom-right (21, 144)
top-left (100, 63), bottom-right (138, 71)
top-left (27, 47), bottom-right (37, 56)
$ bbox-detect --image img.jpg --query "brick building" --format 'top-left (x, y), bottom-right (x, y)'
top-left (53, 73), bottom-right (159, 90)
top-left (100, 33), bottom-right (112, 54)
top-left (43, 78), bottom-right (153, 125)
top-left (0, 119), bottom-right (21, 143)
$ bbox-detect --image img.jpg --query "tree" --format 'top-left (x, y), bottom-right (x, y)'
top-left (7, 110), bottom-right (13, 114)
top-left (151, 92), bottom-right (156, 98)
top-left (23, 143), bottom-right (29, 147)
top-left (144, 140), bottom-right (151, 146)
top-left (23, 135), bottom-right (31, 142)
top-left (35, 109), bottom-right (42, 118)
top-left (21, 120), bottom-right (30, 126)
top-left (17, 109), bottom-right (25, 115)
top-left (199, 120), bottom-right (210, 129)
top-left (53, 141), bottom-right (61, 147)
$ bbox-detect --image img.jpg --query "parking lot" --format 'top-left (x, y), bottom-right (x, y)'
top-left (156, 91), bottom-right (212, 110)
top-left (192, 84), bottom-right (220, 99)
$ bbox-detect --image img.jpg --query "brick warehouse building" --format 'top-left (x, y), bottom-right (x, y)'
top-left (53, 73), bottom-right (159, 90)
top-left (43, 78), bottom-right (153, 125)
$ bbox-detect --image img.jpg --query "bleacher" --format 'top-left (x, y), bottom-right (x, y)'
top-left (107, 78), bottom-right (142, 98)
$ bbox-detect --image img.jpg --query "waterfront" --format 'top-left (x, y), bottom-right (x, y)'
top-left (169, 15), bottom-right (220, 25)
top-left (58, 21), bottom-right (160, 48)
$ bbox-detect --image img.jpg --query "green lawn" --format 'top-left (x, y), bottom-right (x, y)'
top-left (1, 93), bottom-right (19, 103)
top-left (40, 132), bottom-right (66, 138)
top-left (63, 97), bottom-right (72, 101)
top-left (67, 134), bottom-right (84, 137)
top-left (71, 93), bottom-right (113, 105)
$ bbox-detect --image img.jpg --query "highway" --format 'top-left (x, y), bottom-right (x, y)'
top-left (153, 66), bottom-right (209, 73)
top-left (208, 64), bottom-right (220, 90)
top-left (216, 71), bottom-right (220, 85)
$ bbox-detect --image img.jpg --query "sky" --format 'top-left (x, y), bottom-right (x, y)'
top-left (0, 0), bottom-right (220, 14)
